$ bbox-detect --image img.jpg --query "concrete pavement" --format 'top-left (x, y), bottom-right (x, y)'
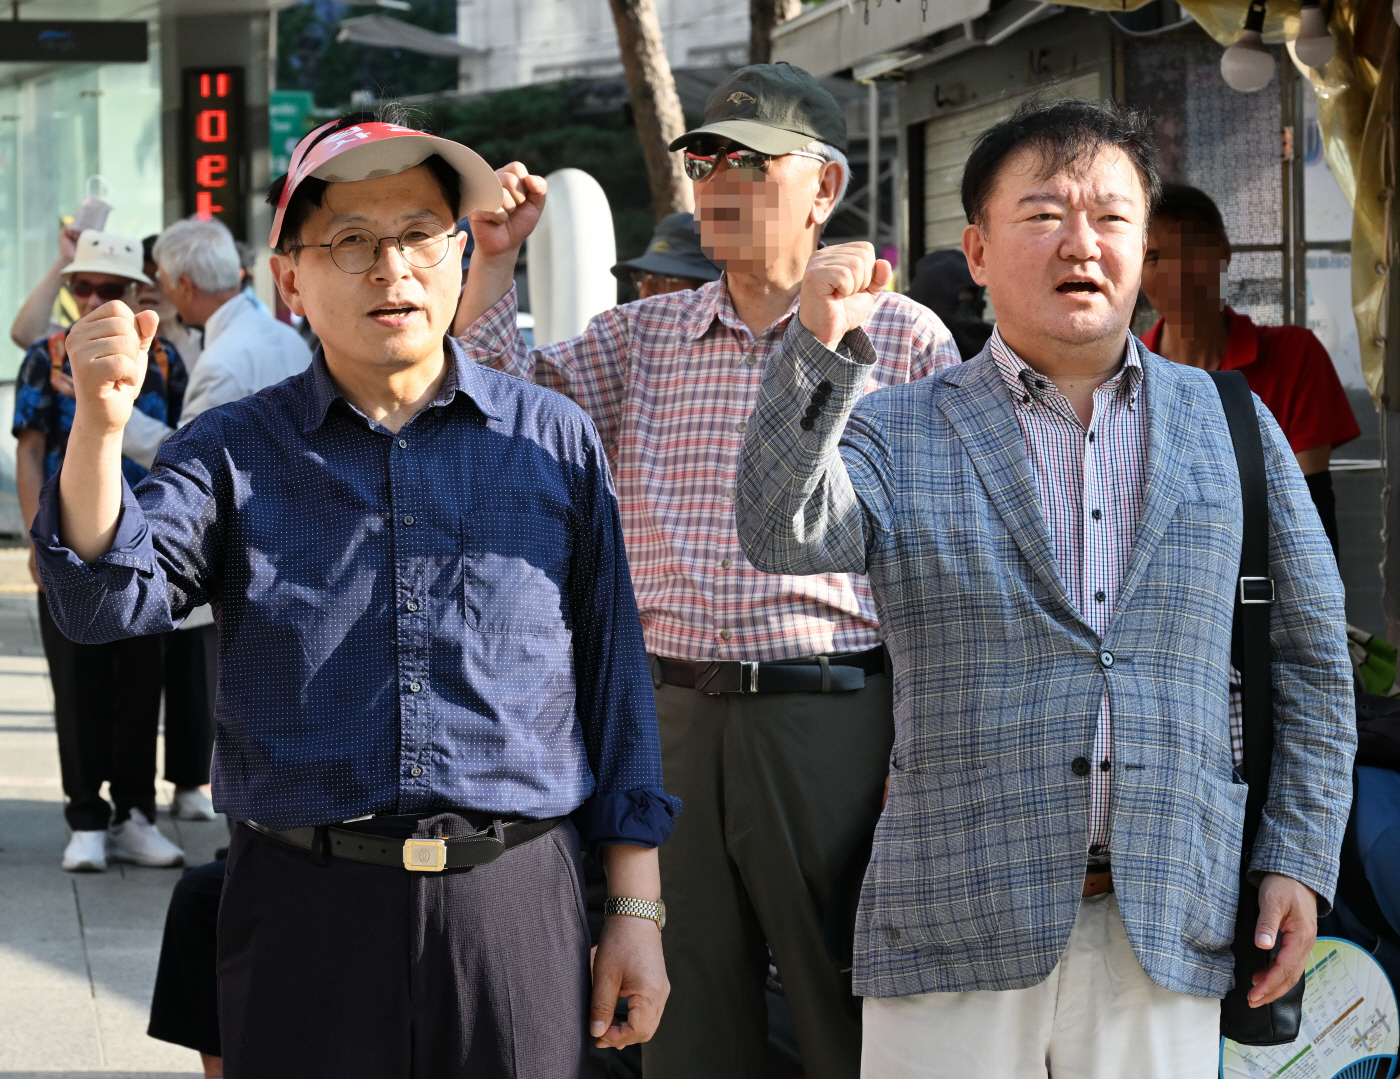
top-left (0, 591), bottom-right (213, 1078)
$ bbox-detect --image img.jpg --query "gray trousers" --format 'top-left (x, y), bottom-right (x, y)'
top-left (642, 672), bottom-right (894, 1079)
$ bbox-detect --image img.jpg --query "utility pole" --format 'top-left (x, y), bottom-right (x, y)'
top-left (607, 0), bottom-right (693, 217)
top-left (749, 0), bottom-right (802, 64)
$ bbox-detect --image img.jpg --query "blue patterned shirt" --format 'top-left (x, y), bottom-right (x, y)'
top-left (32, 339), bottom-right (680, 844)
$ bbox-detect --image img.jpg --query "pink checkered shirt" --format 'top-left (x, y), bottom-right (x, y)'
top-left (990, 328), bottom-right (1147, 852)
top-left (461, 278), bottom-right (960, 662)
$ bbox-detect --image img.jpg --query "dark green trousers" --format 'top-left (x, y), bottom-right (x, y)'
top-left (642, 673), bottom-right (893, 1079)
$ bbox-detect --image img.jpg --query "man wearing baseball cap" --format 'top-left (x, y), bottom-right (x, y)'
top-left (31, 108), bottom-right (677, 1077)
top-left (611, 212), bottom-right (720, 298)
top-left (456, 64), bottom-right (960, 1078)
top-left (12, 228), bottom-right (188, 874)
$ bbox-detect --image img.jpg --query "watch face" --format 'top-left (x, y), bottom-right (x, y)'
top-left (658, 899), bottom-right (667, 930)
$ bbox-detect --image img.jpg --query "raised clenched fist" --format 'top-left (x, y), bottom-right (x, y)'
top-left (64, 300), bottom-right (158, 436)
top-left (798, 242), bottom-right (892, 351)
top-left (468, 162), bottom-right (547, 259)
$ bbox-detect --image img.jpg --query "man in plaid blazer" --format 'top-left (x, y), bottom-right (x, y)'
top-left (736, 98), bottom-right (1354, 1076)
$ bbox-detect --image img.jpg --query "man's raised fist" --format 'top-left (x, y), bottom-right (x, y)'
top-left (798, 242), bottom-right (892, 351)
top-left (467, 162), bottom-right (548, 260)
top-left (64, 300), bottom-right (158, 436)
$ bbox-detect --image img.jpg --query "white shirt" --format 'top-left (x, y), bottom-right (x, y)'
top-left (122, 290), bottom-right (311, 629)
top-left (124, 291), bottom-right (311, 466)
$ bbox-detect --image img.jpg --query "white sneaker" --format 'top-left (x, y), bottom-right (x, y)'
top-left (173, 787), bottom-right (217, 821)
top-left (62, 830), bottom-right (108, 872)
top-left (108, 809), bottom-right (185, 867)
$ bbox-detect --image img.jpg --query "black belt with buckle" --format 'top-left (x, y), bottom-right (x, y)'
top-left (651, 645), bottom-right (887, 694)
top-left (245, 816), bottom-right (563, 872)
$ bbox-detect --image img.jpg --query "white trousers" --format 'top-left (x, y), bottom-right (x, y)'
top-left (861, 893), bottom-right (1220, 1079)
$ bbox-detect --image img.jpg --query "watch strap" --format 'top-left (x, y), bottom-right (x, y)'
top-left (604, 895), bottom-right (665, 929)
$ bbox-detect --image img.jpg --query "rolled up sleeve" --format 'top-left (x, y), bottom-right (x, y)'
top-left (567, 416), bottom-right (681, 848)
top-left (32, 420), bottom-right (224, 644)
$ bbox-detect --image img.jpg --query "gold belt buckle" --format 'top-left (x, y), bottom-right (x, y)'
top-left (403, 838), bottom-right (447, 871)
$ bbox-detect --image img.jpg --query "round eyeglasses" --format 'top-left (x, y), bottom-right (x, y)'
top-left (682, 138), bottom-right (827, 182)
top-left (294, 224), bottom-right (459, 274)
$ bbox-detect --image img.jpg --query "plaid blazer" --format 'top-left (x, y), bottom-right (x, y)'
top-left (736, 320), bottom-right (1355, 1000)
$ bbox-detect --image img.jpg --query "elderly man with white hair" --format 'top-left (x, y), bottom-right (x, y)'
top-left (123, 216), bottom-right (311, 466)
top-left (121, 217), bottom-right (311, 824)
top-left (455, 62), bottom-right (960, 1079)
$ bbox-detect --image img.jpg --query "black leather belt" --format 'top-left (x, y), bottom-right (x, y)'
top-left (245, 816), bottom-right (562, 872)
top-left (651, 645), bottom-right (887, 694)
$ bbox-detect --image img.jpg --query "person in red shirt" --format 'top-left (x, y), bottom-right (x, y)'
top-left (1139, 183), bottom-right (1359, 553)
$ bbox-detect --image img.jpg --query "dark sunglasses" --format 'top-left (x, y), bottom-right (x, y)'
top-left (682, 138), bottom-right (826, 182)
top-left (69, 279), bottom-right (132, 301)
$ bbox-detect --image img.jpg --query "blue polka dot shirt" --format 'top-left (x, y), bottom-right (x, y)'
top-left (33, 338), bottom-right (681, 844)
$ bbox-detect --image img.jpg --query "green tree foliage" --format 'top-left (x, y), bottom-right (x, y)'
top-left (277, 2), bottom-right (670, 260)
top-left (428, 83), bottom-right (657, 260)
top-left (277, 0), bottom-right (458, 109)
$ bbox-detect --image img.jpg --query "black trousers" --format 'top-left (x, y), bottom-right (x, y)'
top-left (149, 857), bottom-right (226, 1057)
top-left (38, 591), bottom-right (163, 831)
top-left (218, 815), bottom-right (591, 1079)
top-left (162, 625), bottom-right (218, 789)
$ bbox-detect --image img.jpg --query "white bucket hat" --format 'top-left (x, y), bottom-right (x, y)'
top-left (60, 230), bottom-right (153, 285)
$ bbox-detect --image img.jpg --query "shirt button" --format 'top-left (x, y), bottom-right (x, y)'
top-left (1091, 508), bottom-right (1102, 521)
top-left (398, 439), bottom-right (408, 449)
top-left (735, 421), bottom-right (747, 433)
top-left (1087, 431), bottom-right (1095, 443)
top-left (719, 629), bottom-right (732, 640)
top-left (725, 489), bottom-right (736, 501)
top-left (410, 765), bottom-right (423, 777)
top-left (409, 681), bottom-right (422, 693)
top-left (1072, 756), bottom-right (1091, 777)
top-left (1094, 590), bottom-right (1105, 603)
top-left (403, 514), bottom-right (415, 526)
top-left (1099, 650), bottom-right (1115, 668)
top-left (720, 558), bottom-right (732, 569)
top-left (1098, 759), bottom-right (1111, 772)
top-left (406, 600), bottom-right (419, 612)
top-left (744, 354), bottom-right (757, 366)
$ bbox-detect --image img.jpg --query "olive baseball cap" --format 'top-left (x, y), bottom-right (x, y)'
top-left (668, 62), bottom-right (847, 156)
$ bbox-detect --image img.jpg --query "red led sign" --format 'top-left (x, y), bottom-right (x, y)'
top-left (182, 67), bottom-right (245, 239)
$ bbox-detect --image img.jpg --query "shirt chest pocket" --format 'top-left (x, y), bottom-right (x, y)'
top-left (460, 509), bottom-right (573, 636)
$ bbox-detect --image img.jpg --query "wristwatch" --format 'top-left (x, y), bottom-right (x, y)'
top-left (604, 896), bottom-right (666, 931)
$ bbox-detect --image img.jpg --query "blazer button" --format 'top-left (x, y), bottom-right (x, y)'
top-left (804, 404), bottom-right (821, 419)
top-left (1099, 650), bottom-right (1115, 668)
top-left (800, 418), bottom-right (815, 431)
top-left (817, 380), bottom-right (833, 393)
top-left (1072, 757), bottom-right (1091, 777)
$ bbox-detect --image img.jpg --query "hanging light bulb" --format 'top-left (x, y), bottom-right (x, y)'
top-left (1293, 0), bottom-right (1335, 67)
top-left (1221, 0), bottom-right (1276, 92)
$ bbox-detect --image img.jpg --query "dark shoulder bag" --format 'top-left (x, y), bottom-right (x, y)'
top-left (1210, 369), bottom-right (1306, 1045)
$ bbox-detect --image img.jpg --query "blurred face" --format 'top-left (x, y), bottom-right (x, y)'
top-left (67, 272), bottom-right (135, 319)
top-left (692, 149), bottom-right (835, 274)
top-left (1140, 216), bottom-right (1229, 330)
top-left (963, 145), bottom-right (1148, 355)
top-left (135, 261), bottom-right (178, 321)
top-left (270, 164), bottom-right (467, 372)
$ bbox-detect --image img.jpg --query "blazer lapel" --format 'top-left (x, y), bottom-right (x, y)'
top-left (936, 355), bottom-right (1078, 622)
top-left (1113, 347), bottom-right (1197, 617)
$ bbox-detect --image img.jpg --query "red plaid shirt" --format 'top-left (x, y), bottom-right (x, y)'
top-left (460, 278), bottom-right (960, 662)
top-left (990, 328), bottom-right (1147, 851)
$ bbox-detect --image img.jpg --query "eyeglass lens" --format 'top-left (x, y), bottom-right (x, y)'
top-left (328, 226), bottom-right (454, 274)
top-left (70, 280), bottom-right (130, 300)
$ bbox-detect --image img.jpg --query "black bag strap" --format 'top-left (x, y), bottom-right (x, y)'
top-left (1208, 370), bottom-right (1274, 854)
